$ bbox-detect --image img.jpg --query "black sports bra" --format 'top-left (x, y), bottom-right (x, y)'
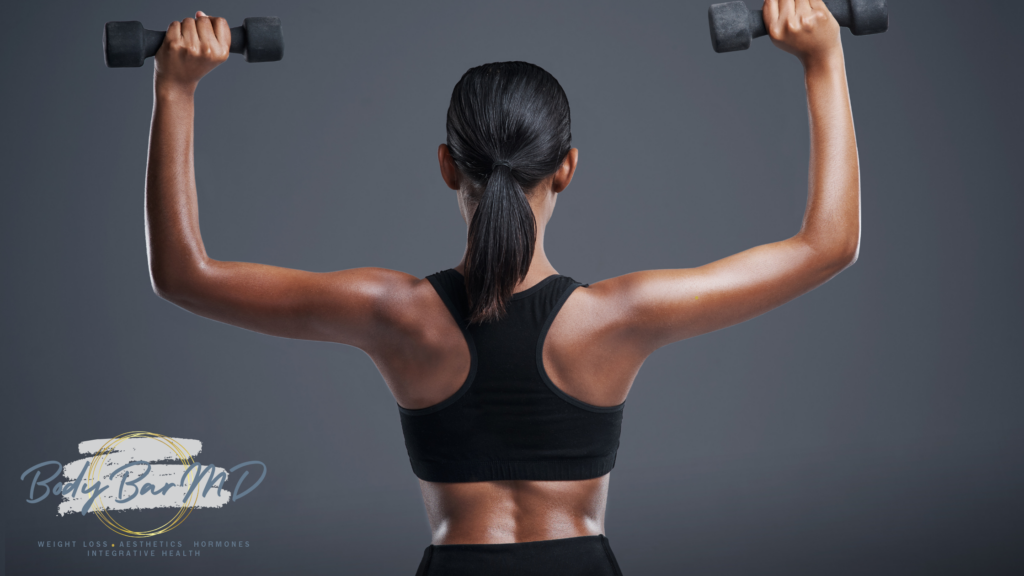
top-left (397, 269), bottom-right (625, 482)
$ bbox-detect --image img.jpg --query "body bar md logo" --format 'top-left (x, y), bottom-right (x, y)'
top-left (20, 431), bottom-right (266, 537)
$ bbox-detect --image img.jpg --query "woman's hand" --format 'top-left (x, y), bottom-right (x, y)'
top-left (154, 11), bottom-right (230, 94)
top-left (763, 0), bottom-right (842, 69)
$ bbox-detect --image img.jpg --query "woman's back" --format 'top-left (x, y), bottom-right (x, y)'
top-left (384, 268), bottom-right (633, 544)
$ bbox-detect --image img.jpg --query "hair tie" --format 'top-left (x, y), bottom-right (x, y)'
top-left (491, 161), bottom-right (512, 171)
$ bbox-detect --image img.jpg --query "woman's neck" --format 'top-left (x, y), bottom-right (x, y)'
top-left (454, 243), bottom-right (558, 289)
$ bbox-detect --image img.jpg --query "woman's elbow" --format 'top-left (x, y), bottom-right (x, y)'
top-left (150, 271), bottom-right (184, 303)
top-left (830, 238), bottom-right (860, 272)
top-left (148, 252), bottom-right (215, 301)
top-left (795, 232), bottom-right (860, 272)
top-left (840, 228), bottom-right (861, 267)
top-left (845, 242), bottom-right (860, 268)
top-left (149, 266), bottom-right (202, 304)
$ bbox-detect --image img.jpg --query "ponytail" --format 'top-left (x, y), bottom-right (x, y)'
top-left (464, 163), bottom-right (536, 324)
top-left (445, 61), bottom-right (572, 324)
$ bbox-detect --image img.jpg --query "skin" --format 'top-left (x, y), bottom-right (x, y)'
top-left (147, 2), bottom-right (859, 546)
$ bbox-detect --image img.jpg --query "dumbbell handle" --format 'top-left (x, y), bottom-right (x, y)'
top-left (104, 17), bottom-right (282, 67)
top-left (136, 26), bottom-right (249, 60)
top-left (745, 0), bottom-right (878, 39)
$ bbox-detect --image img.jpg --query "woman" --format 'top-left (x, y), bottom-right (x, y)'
top-left (146, 2), bottom-right (859, 574)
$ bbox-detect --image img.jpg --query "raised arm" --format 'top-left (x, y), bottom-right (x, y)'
top-left (589, 0), bottom-right (860, 354)
top-left (145, 12), bottom-right (417, 348)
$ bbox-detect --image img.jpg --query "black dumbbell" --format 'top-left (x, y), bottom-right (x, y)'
top-left (103, 17), bottom-right (284, 67)
top-left (708, 0), bottom-right (887, 53)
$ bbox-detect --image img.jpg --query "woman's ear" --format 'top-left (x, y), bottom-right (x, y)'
top-left (551, 148), bottom-right (578, 193)
top-left (438, 144), bottom-right (461, 191)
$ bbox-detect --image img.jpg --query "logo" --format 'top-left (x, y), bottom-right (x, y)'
top-left (20, 431), bottom-right (266, 537)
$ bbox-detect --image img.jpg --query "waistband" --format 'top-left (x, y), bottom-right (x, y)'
top-left (426, 534), bottom-right (607, 551)
top-left (416, 534), bottom-right (623, 576)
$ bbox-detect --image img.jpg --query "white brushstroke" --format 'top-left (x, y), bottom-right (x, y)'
top-left (59, 437), bottom-right (232, 516)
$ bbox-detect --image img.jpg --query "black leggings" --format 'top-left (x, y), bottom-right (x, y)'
top-left (415, 534), bottom-right (624, 576)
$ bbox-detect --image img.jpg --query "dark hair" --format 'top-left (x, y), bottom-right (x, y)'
top-left (445, 61), bottom-right (572, 325)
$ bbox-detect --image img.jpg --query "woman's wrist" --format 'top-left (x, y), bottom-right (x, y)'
top-left (801, 46), bottom-right (846, 77)
top-left (154, 78), bottom-right (197, 102)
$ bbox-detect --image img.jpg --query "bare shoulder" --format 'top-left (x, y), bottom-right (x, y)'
top-left (362, 269), bottom-right (470, 409)
top-left (542, 272), bottom-right (662, 407)
top-left (557, 270), bottom-right (670, 352)
top-left (549, 267), bottom-right (711, 363)
top-left (327, 267), bottom-right (450, 349)
top-left (372, 269), bottom-right (453, 334)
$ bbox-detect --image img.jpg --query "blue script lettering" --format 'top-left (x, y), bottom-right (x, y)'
top-left (79, 476), bottom-right (109, 514)
top-left (110, 460), bottom-right (151, 503)
top-left (180, 462), bottom-right (228, 501)
top-left (23, 459), bottom-right (267, 512)
top-left (62, 462), bottom-right (89, 498)
top-left (20, 461), bottom-right (62, 503)
top-left (229, 461), bottom-right (267, 501)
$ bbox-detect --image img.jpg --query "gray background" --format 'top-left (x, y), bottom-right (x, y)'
top-left (3, 1), bottom-right (1022, 574)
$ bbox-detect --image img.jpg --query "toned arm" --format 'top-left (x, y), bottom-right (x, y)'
top-left (592, 0), bottom-right (860, 354)
top-left (145, 13), bottom-right (416, 349)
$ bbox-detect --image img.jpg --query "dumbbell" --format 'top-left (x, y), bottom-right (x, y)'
top-left (103, 17), bottom-right (284, 67)
top-left (708, 0), bottom-right (887, 53)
